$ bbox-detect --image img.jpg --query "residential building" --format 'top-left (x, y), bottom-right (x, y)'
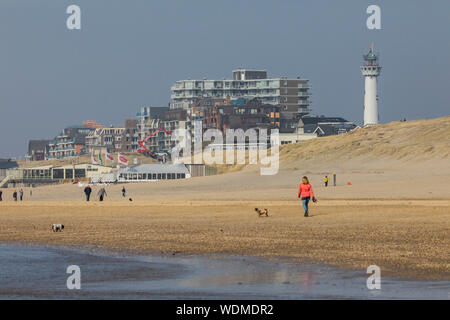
top-left (170, 69), bottom-right (312, 115)
top-left (140, 118), bottom-right (187, 153)
top-left (27, 140), bottom-right (51, 161)
top-left (203, 98), bottom-right (274, 132)
top-left (277, 115), bottom-right (357, 145)
top-left (82, 120), bottom-right (105, 129)
top-left (85, 127), bottom-right (125, 154)
top-left (32, 121), bottom-right (104, 160)
top-left (136, 106), bottom-right (169, 141)
top-left (64, 126), bottom-right (96, 154)
top-left (300, 116), bottom-right (357, 136)
top-left (85, 119), bottom-right (142, 154)
top-left (48, 132), bottom-right (77, 159)
top-left (121, 119), bottom-right (139, 153)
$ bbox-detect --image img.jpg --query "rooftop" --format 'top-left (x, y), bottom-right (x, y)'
top-left (0, 159), bottom-right (19, 169)
top-left (118, 164), bottom-right (189, 175)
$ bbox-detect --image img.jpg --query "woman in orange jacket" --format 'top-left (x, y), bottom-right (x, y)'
top-left (298, 176), bottom-right (316, 217)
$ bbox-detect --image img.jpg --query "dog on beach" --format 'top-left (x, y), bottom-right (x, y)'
top-left (52, 224), bottom-right (64, 232)
top-left (255, 208), bottom-right (269, 217)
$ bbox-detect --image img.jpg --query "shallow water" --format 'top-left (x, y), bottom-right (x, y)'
top-left (0, 244), bottom-right (448, 299)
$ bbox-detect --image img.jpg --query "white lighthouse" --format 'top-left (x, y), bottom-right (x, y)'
top-left (361, 44), bottom-right (381, 126)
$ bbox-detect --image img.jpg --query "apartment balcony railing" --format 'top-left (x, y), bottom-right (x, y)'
top-left (299, 100), bottom-right (311, 105)
top-left (56, 140), bottom-right (75, 145)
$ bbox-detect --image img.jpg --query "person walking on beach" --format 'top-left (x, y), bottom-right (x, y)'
top-left (298, 176), bottom-right (316, 217)
top-left (13, 190), bottom-right (17, 201)
top-left (30, 185), bottom-right (33, 197)
top-left (19, 189), bottom-right (24, 201)
top-left (98, 187), bottom-right (107, 202)
top-left (324, 175), bottom-right (328, 187)
top-left (0, 190), bottom-right (2, 201)
top-left (84, 185), bottom-right (92, 202)
top-left (122, 187), bottom-right (126, 198)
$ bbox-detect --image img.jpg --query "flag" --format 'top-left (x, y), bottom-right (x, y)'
top-left (98, 153), bottom-right (103, 165)
top-left (105, 152), bottom-right (114, 162)
top-left (91, 155), bottom-right (100, 165)
top-left (118, 153), bottom-right (128, 166)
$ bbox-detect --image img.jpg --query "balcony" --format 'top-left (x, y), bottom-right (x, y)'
top-left (299, 100), bottom-right (311, 105)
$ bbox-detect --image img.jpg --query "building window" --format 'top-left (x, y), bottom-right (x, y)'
top-left (53, 169), bottom-right (64, 179)
top-left (74, 169), bottom-right (86, 178)
top-left (65, 169), bottom-right (73, 179)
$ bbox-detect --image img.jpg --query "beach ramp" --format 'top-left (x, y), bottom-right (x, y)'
top-left (0, 175), bottom-right (13, 188)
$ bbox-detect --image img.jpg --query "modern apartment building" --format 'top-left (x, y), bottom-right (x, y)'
top-left (136, 106), bottom-right (169, 141)
top-left (48, 132), bottom-right (77, 159)
top-left (202, 98), bottom-right (274, 132)
top-left (85, 127), bottom-right (125, 154)
top-left (140, 118), bottom-right (187, 153)
top-left (170, 69), bottom-right (311, 115)
top-left (85, 120), bottom-right (140, 154)
top-left (27, 121), bottom-right (105, 161)
top-left (122, 119), bottom-right (140, 153)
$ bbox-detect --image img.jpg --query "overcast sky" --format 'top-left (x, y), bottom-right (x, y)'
top-left (1, 0), bottom-right (449, 157)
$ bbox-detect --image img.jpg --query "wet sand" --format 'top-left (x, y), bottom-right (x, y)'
top-left (1, 244), bottom-right (448, 299)
top-left (1, 199), bottom-right (448, 281)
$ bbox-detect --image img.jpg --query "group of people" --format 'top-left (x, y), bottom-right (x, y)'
top-left (1, 177), bottom-right (320, 219)
top-left (0, 187), bottom-right (32, 202)
top-left (83, 185), bottom-right (127, 202)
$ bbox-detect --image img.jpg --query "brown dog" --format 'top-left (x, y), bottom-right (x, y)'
top-left (254, 208), bottom-right (269, 217)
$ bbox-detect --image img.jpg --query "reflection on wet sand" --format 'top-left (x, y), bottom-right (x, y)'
top-left (1, 245), bottom-right (448, 299)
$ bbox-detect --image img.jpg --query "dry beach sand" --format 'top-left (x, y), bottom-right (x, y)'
top-left (1, 117), bottom-right (449, 280)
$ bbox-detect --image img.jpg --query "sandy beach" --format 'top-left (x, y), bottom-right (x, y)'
top-left (0, 118), bottom-right (449, 281)
top-left (0, 198), bottom-right (448, 280)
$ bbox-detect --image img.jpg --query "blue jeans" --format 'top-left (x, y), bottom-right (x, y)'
top-left (302, 197), bottom-right (310, 213)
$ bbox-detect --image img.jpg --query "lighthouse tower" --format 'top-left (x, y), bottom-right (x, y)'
top-left (361, 44), bottom-right (381, 126)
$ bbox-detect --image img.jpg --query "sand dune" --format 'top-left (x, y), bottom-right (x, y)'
top-left (280, 117), bottom-right (450, 167)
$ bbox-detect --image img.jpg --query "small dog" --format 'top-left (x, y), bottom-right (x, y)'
top-left (255, 208), bottom-right (269, 217)
top-left (52, 224), bottom-right (64, 232)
